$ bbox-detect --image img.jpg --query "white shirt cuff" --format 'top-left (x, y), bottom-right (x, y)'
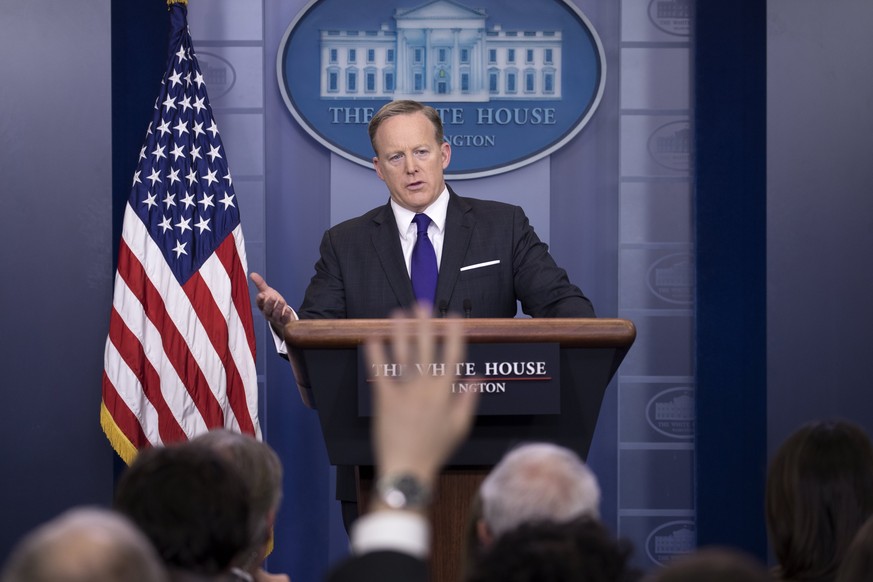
top-left (268, 307), bottom-right (299, 356)
top-left (349, 511), bottom-right (430, 559)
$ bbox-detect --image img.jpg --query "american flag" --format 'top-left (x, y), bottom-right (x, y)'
top-left (102, 1), bottom-right (260, 463)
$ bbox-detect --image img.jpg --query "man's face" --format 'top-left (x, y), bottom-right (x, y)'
top-left (372, 111), bottom-right (451, 213)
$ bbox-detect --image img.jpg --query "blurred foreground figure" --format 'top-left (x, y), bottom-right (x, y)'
top-left (114, 444), bottom-right (253, 582)
top-left (193, 429), bottom-right (290, 582)
top-left (466, 517), bottom-right (639, 582)
top-left (836, 514), bottom-right (873, 582)
top-left (766, 419), bottom-right (873, 582)
top-left (647, 547), bottom-right (769, 582)
top-left (478, 442), bottom-right (601, 544)
top-left (0, 507), bottom-right (167, 582)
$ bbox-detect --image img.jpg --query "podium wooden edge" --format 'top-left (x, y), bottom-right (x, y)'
top-left (284, 317), bottom-right (636, 349)
top-left (283, 318), bottom-right (635, 411)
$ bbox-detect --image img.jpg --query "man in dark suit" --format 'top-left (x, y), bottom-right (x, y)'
top-left (250, 99), bottom-right (595, 531)
top-left (250, 99), bottom-right (594, 325)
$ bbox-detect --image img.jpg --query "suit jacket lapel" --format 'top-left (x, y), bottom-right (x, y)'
top-left (436, 189), bottom-right (474, 304)
top-left (371, 203), bottom-right (417, 308)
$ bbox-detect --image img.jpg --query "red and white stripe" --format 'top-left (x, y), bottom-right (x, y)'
top-left (102, 203), bottom-right (260, 455)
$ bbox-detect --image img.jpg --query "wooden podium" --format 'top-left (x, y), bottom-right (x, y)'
top-left (284, 318), bottom-right (635, 582)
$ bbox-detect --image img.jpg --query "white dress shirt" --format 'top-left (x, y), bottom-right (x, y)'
top-left (349, 510), bottom-right (430, 559)
top-left (390, 186), bottom-right (449, 274)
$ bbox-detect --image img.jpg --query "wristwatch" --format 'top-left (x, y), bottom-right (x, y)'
top-left (374, 473), bottom-right (432, 510)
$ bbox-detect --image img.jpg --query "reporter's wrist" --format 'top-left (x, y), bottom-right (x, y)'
top-left (371, 472), bottom-right (434, 515)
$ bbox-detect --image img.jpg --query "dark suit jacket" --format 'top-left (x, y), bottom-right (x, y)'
top-left (299, 187), bottom-right (595, 319)
top-left (297, 187), bottom-right (595, 506)
top-left (325, 551), bottom-right (427, 582)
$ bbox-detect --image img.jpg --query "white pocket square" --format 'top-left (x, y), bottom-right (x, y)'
top-left (460, 260), bottom-right (500, 272)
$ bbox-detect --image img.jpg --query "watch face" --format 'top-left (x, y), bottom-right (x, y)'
top-left (377, 473), bottom-right (432, 509)
top-left (382, 486), bottom-right (411, 509)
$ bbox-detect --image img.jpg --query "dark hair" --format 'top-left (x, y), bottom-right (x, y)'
top-left (367, 99), bottom-right (444, 154)
top-left (192, 429), bottom-right (283, 567)
top-left (465, 517), bottom-right (640, 582)
top-left (648, 547), bottom-right (769, 582)
top-left (113, 443), bottom-right (252, 576)
top-left (835, 514), bottom-right (873, 582)
top-left (766, 420), bottom-right (873, 582)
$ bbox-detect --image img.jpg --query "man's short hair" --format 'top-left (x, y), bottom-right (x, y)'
top-left (367, 99), bottom-right (444, 154)
top-left (1, 507), bottom-right (167, 582)
top-left (192, 429), bottom-right (283, 550)
top-left (113, 443), bottom-right (252, 577)
top-left (479, 442), bottom-right (601, 539)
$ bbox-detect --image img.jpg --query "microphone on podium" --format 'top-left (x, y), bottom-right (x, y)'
top-left (463, 299), bottom-right (472, 318)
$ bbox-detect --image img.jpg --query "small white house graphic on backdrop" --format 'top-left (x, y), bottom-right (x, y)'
top-left (319, 0), bottom-right (563, 101)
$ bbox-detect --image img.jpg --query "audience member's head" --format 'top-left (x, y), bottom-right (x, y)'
top-left (0, 507), bottom-right (167, 582)
top-left (646, 547), bottom-right (769, 582)
top-left (465, 517), bottom-right (639, 582)
top-left (478, 442), bottom-right (600, 544)
top-left (113, 443), bottom-right (252, 580)
top-left (766, 419), bottom-right (873, 582)
top-left (835, 513), bottom-right (873, 582)
top-left (191, 429), bottom-right (284, 575)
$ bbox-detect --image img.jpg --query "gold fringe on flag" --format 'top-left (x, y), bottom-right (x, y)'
top-left (100, 402), bottom-right (138, 465)
top-left (167, 0), bottom-right (188, 6)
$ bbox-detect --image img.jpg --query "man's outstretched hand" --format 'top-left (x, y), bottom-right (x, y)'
top-left (250, 272), bottom-right (295, 330)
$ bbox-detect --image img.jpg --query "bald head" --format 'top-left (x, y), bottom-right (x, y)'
top-left (1, 507), bottom-right (167, 582)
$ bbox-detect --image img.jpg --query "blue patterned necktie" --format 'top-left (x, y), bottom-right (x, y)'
top-left (410, 213), bottom-right (438, 305)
